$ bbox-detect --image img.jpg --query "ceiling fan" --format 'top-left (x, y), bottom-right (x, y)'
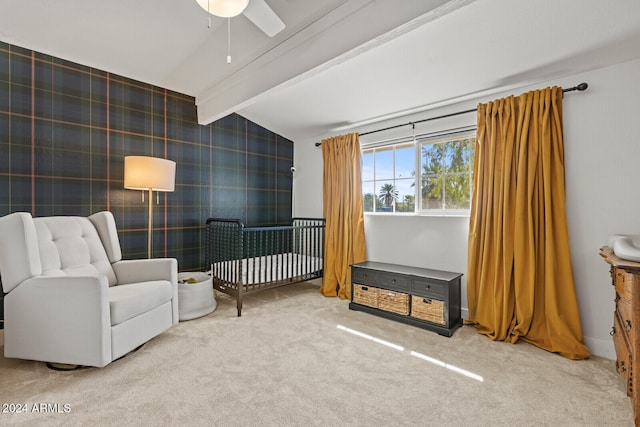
top-left (195, 0), bottom-right (285, 37)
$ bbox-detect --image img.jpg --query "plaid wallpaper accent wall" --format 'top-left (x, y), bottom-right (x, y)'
top-left (0, 41), bottom-right (294, 272)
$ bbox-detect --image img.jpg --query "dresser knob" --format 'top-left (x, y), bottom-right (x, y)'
top-left (616, 360), bottom-right (626, 374)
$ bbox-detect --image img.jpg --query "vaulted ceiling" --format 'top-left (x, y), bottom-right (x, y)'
top-left (1, 0), bottom-right (640, 142)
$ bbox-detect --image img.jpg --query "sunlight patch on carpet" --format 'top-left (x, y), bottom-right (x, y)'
top-left (336, 324), bottom-right (483, 382)
top-left (411, 351), bottom-right (484, 382)
top-left (336, 325), bottom-right (405, 351)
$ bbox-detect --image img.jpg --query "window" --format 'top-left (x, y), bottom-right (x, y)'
top-left (362, 133), bottom-right (475, 215)
top-left (420, 136), bottom-right (475, 211)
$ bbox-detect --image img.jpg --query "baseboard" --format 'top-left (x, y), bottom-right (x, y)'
top-left (584, 335), bottom-right (615, 360)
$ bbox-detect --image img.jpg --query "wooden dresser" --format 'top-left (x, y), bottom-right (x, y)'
top-left (349, 261), bottom-right (463, 337)
top-left (600, 246), bottom-right (640, 425)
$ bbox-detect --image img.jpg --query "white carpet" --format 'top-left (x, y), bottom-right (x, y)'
top-left (0, 279), bottom-right (633, 426)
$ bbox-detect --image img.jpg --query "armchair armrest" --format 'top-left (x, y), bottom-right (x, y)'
top-left (112, 258), bottom-right (178, 285)
top-left (112, 258), bottom-right (179, 325)
top-left (4, 275), bottom-right (111, 367)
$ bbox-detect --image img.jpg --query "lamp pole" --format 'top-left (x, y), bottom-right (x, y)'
top-left (148, 188), bottom-right (153, 259)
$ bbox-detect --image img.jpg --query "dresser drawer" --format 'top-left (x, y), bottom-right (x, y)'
top-left (613, 312), bottom-right (633, 396)
top-left (379, 273), bottom-right (409, 292)
top-left (352, 268), bottom-right (378, 286)
top-left (615, 269), bottom-right (638, 302)
top-left (411, 279), bottom-right (446, 299)
top-left (618, 299), bottom-right (634, 336)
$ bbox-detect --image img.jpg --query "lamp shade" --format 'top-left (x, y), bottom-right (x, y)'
top-left (195, 0), bottom-right (249, 17)
top-left (124, 156), bottom-right (176, 192)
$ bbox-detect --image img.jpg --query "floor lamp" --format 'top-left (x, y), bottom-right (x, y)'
top-left (124, 156), bottom-right (176, 258)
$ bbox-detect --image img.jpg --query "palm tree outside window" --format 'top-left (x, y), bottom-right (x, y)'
top-left (378, 183), bottom-right (398, 212)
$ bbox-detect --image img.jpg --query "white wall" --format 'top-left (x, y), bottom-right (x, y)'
top-left (294, 57), bottom-right (640, 359)
top-left (562, 59), bottom-right (640, 359)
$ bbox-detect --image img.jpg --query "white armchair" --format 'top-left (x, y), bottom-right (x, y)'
top-left (0, 211), bottom-right (178, 368)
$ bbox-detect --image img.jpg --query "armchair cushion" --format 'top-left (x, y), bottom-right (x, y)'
top-left (34, 216), bottom-right (117, 286)
top-left (108, 280), bottom-right (173, 325)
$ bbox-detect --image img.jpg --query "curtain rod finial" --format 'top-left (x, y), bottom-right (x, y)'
top-left (576, 82), bottom-right (588, 91)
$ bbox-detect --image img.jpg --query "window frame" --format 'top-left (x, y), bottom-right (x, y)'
top-left (361, 128), bottom-right (476, 217)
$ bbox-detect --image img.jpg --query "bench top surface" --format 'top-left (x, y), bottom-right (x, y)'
top-left (351, 261), bottom-right (462, 282)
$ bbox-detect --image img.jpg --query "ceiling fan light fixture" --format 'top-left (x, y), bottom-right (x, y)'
top-left (196, 0), bottom-right (249, 18)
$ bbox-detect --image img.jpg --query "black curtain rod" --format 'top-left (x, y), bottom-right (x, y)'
top-left (315, 82), bottom-right (588, 146)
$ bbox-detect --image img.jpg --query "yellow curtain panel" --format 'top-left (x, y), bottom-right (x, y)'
top-left (467, 86), bottom-right (590, 360)
top-left (321, 133), bottom-right (367, 299)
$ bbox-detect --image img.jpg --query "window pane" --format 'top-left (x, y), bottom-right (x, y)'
top-left (362, 181), bottom-right (375, 212)
top-left (421, 176), bottom-right (443, 209)
top-left (362, 151), bottom-right (374, 181)
top-left (374, 148), bottom-right (393, 180)
top-left (395, 178), bottom-right (415, 212)
top-left (395, 145), bottom-right (415, 179)
top-left (377, 180), bottom-right (396, 212)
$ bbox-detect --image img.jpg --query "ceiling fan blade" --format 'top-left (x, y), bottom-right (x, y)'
top-left (243, 0), bottom-right (285, 37)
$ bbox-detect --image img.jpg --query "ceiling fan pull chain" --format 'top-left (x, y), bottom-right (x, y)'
top-left (227, 17), bottom-right (232, 64)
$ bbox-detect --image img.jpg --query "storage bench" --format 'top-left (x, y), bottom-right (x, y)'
top-left (349, 261), bottom-right (463, 337)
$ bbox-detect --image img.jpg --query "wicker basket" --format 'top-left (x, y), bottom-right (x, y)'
top-left (353, 284), bottom-right (379, 308)
top-left (411, 295), bottom-right (446, 325)
top-left (378, 290), bottom-right (410, 315)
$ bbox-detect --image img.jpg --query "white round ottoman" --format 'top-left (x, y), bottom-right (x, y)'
top-left (177, 272), bottom-right (216, 321)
